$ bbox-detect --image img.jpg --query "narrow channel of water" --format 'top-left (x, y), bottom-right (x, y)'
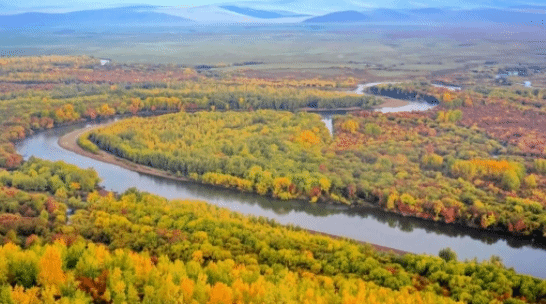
top-left (15, 121), bottom-right (546, 278)
top-left (376, 102), bottom-right (437, 113)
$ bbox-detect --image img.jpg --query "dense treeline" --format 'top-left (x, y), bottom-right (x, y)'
top-left (61, 189), bottom-right (546, 303)
top-left (374, 82), bottom-right (546, 157)
top-left (0, 185), bottom-right (68, 246)
top-left (89, 110), bottom-right (333, 201)
top-left (0, 241), bottom-right (460, 304)
top-left (460, 86), bottom-right (546, 157)
top-left (0, 158), bottom-right (100, 245)
top-left (0, 157), bottom-right (100, 196)
top-left (368, 82), bottom-right (476, 109)
top-left (87, 110), bottom-right (546, 238)
top-left (0, 160), bottom-right (545, 303)
top-left (471, 86), bottom-right (546, 114)
top-left (367, 85), bottom-right (440, 104)
top-left (0, 56), bottom-right (380, 169)
top-left (328, 112), bottom-right (546, 237)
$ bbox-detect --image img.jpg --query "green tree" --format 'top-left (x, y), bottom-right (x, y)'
top-left (439, 248), bottom-right (457, 262)
top-left (502, 170), bottom-right (521, 191)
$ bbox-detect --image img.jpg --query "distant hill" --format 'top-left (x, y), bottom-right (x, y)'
top-left (153, 5), bottom-right (310, 24)
top-left (219, 5), bottom-right (307, 19)
top-left (366, 9), bottom-right (410, 22)
top-left (409, 8), bottom-right (445, 15)
top-left (303, 11), bottom-right (367, 23)
top-left (0, 6), bottom-right (193, 29)
top-left (452, 8), bottom-right (546, 24)
top-left (2, 3), bottom-right (545, 27)
top-left (303, 7), bottom-right (546, 25)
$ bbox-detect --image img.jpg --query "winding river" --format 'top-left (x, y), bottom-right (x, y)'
top-left (16, 119), bottom-right (546, 278)
top-left (13, 83), bottom-right (546, 278)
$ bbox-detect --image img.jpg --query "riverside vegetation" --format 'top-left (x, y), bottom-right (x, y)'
top-left (1, 56), bottom-right (546, 303)
top-left (1, 159), bottom-right (546, 303)
top-left (85, 109), bottom-right (546, 238)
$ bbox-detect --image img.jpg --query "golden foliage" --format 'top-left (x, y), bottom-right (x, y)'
top-left (341, 119), bottom-right (359, 134)
top-left (37, 246), bottom-right (65, 288)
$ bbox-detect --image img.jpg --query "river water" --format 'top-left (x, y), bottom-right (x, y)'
top-left (16, 121), bottom-right (546, 278)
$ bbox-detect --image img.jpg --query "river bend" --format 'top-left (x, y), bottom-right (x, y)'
top-left (16, 121), bottom-right (546, 278)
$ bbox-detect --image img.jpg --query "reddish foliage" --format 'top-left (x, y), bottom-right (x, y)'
top-left (496, 292), bottom-right (512, 302)
top-left (40, 117), bottom-right (54, 129)
top-left (66, 68), bottom-right (200, 84)
top-left (424, 143), bottom-right (435, 154)
top-left (97, 189), bottom-right (110, 197)
top-left (185, 103), bottom-right (200, 112)
top-left (412, 275), bottom-right (430, 291)
top-left (128, 105), bottom-right (139, 115)
top-left (0, 214), bottom-right (20, 229)
top-left (334, 134), bottom-right (360, 150)
top-left (22, 206), bottom-right (36, 217)
top-left (84, 108), bottom-right (97, 120)
top-left (441, 207), bottom-right (457, 224)
top-left (288, 183), bottom-right (297, 195)
top-left (310, 186), bottom-right (321, 197)
top-left (17, 217), bottom-right (42, 235)
top-left (460, 103), bottom-right (546, 156)
top-left (346, 184), bottom-right (357, 199)
top-left (25, 234), bottom-right (39, 248)
top-left (157, 228), bottom-right (187, 243)
top-left (508, 218), bottom-right (527, 233)
top-left (169, 229), bottom-right (187, 243)
top-left (2, 152), bottom-right (23, 169)
top-left (3, 187), bottom-right (18, 197)
top-left (52, 233), bottom-right (78, 246)
top-left (0, 82), bottom-right (58, 93)
top-left (46, 198), bottom-right (58, 214)
top-left (416, 212), bottom-right (434, 220)
top-left (77, 270), bottom-right (109, 303)
top-left (421, 202), bottom-right (435, 214)
top-left (385, 266), bottom-right (397, 275)
top-left (318, 163), bottom-right (327, 172)
top-left (397, 203), bottom-right (417, 216)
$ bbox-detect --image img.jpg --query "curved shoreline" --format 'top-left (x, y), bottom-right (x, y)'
top-left (58, 122), bottom-right (410, 256)
top-left (58, 122), bottom-right (194, 184)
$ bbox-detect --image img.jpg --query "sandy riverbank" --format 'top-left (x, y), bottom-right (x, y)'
top-left (58, 122), bottom-right (193, 184)
top-left (372, 98), bottom-right (410, 108)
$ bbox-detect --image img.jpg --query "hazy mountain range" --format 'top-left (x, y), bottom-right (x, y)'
top-left (0, 1), bottom-right (545, 28)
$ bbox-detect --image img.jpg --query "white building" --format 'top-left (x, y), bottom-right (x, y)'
top-left (100, 58), bottom-right (111, 66)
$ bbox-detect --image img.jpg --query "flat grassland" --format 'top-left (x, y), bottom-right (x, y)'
top-left (2, 24), bottom-right (544, 82)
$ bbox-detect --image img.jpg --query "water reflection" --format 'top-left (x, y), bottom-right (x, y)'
top-left (376, 102), bottom-right (437, 113)
top-left (321, 115), bottom-right (334, 135)
top-left (15, 121), bottom-right (546, 278)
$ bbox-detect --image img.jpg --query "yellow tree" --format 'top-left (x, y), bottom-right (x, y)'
top-left (208, 282), bottom-right (233, 304)
top-left (38, 246), bottom-right (66, 289)
top-left (341, 120), bottom-right (359, 134)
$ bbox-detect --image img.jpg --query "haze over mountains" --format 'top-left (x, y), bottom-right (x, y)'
top-left (0, 0), bottom-right (545, 28)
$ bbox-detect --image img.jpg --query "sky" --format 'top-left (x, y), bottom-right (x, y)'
top-left (1, 0), bottom-right (543, 14)
top-left (0, 0), bottom-right (228, 13)
top-left (3, 0), bottom-right (220, 10)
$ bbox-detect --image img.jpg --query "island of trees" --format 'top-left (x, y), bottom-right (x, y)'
top-left (84, 109), bottom-right (546, 239)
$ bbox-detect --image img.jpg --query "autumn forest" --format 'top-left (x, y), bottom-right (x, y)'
top-left (1, 55), bottom-right (546, 304)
